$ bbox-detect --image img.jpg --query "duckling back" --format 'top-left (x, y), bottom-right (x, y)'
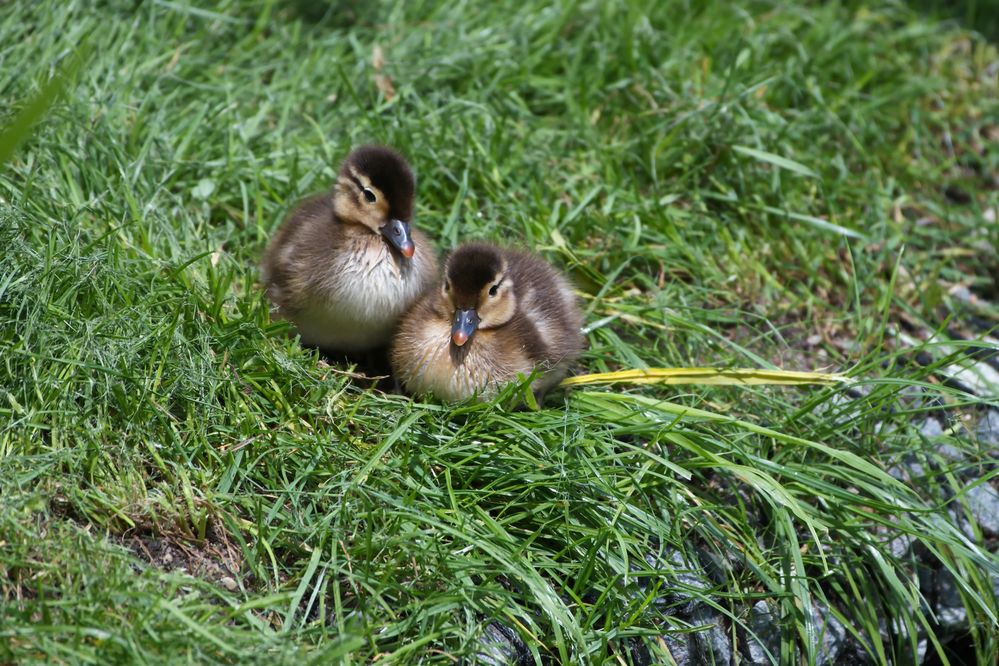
top-left (503, 248), bottom-right (585, 386)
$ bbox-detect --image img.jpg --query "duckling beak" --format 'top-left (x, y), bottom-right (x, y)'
top-left (381, 218), bottom-right (415, 258)
top-left (451, 308), bottom-right (480, 347)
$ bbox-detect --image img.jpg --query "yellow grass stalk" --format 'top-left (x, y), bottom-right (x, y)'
top-left (560, 367), bottom-right (849, 388)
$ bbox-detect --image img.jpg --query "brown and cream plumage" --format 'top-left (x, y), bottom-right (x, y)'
top-left (391, 242), bottom-right (585, 402)
top-left (261, 145), bottom-right (438, 352)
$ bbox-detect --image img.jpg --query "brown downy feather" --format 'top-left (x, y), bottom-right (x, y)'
top-left (391, 242), bottom-right (585, 402)
top-left (260, 146), bottom-right (438, 354)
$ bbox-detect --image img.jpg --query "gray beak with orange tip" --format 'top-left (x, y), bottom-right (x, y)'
top-left (381, 218), bottom-right (415, 258)
top-left (451, 308), bottom-right (480, 346)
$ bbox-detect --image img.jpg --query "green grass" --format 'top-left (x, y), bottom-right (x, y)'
top-left (1, 0), bottom-right (998, 663)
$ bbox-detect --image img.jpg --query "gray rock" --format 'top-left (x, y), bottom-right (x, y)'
top-left (690, 604), bottom-right (732, 665)
top-left (935, 442), bottom-right (968, 465)
top-left (933, 568), bottom-right (968, 631)
top-left (875, 616), bottom-right (929, 664)
top-left (640, 547), bottom-right (712, 614)
top-left (623, 639), bottom-right (654, 666)
top-left (665, 548), bottom-right (712, 593)
top-left (696, 548), bottom-right (733, 585)
top-left (888, 532), bottom-right (916, 560)
top-left (948, 505), bottom-right (978, 540)
top-left (915, 416), bottom-right (972, 466)
top-left (977, 409), bottom-right (999, 447)
top-left (936, 600), bottom-right (968, 632)
top-left (879, 514), bottom-right (918, 560)
top-left (740, 600), bottom-right (779, 665)
top-left (917, 563), bottom-right (936, 599)
top-left (919, 417), bottom-right (944, 438)
top-left (808, 602), bottom-right (847, 665)
top-left (660, 631), bottom-right (694, 666)
top-left (964, 484), bottom-right (999, 536)
top-left (836, 637), bottom-right (883, 665)
top-left (916, 638), bottom-right (928, 664)
top-left (475, 621), bottom-right (529, 666)
top-left (887, 455), bottom-right (925, 481)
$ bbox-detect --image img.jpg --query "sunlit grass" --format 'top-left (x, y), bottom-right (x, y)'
top-left (1, 0), bottom-right (997, 664)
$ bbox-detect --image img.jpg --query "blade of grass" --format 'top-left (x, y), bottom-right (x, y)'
top-left (561, 367), bottom-right (850, 388)
top-left (0, 44), bottom-right (88, 165)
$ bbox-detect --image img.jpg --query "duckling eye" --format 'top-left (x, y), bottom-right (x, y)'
top-left (488, 283), bottom-right (500, 297)
top-left (362, 188), bottom-right (377, 204)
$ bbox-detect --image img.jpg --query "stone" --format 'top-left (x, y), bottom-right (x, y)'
top-left (475, 621), bottom-right (530, 666)
top-left (888, 532), bottom-right (916, 560)
top-left (695, 547), bottom-right (734, 585)
top-left (660, 631), bottom-right (694, 666)
top-left (948, 505), bottom-right (978, 540)
top-left (887, 455), bottom-right (925, 481)
top-left (740, 600), bottom-right (780, 665)
top-left (933, 568), bottom-right (968, 632)
top-left (934, 443), bottom-right (968, 465)
top-left (874, 616), bottom-right (930, 664)
top-left (666, 548), bottom-right (712, 592)
top-left (964, 484), bottom-right (999, 536)
top-left (835, 638), bottom-right (878, 665)
top-left (916, 638), bottom-right (928, 664)
top-left (639, 547), bottom-right (712, 615)
top-left (808, 602), bottom-right (847, 665)
top-left (690, 604), bottom-right (732, 665)
top-left (976, 409), bottom-right (999, 447)
top-left (219, 575), bottom-right (237, 591)
top-left (919, 418), bottom-right (944, 438)
top-left (623, 639), bottom-right (654, 666)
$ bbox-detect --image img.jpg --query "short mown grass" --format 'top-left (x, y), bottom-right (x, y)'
top-left (1, 0), bottom-right (997, 663)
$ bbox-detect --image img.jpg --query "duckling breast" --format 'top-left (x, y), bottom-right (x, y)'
top-left (392, 317), bottom-right (534, 402)
top-left (297, 239), bottom-right (433, 351)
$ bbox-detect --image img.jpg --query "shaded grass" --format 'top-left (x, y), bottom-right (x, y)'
top-left (1, 0), bottom-right (998, 663)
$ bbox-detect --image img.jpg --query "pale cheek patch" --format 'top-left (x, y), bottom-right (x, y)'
top-left (479, 290), bottom-right (516, 329)
top-left (347, 167), bottom-right (389, 214)
top-left (336, 175), bottom-right (386, 233)
top-left (334, 180), bottom-right (360, 220)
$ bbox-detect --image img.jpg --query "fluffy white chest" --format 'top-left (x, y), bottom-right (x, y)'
top-left (396, 322), bottom-right (533, 402)
top-left (294, 246), bottom-right (423, 352)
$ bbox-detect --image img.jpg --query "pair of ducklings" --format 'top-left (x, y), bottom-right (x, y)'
top-left (261, 145), bottom-right (584, 402)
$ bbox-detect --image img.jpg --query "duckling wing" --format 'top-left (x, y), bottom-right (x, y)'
top-left (506, 250), bottom-right (585, 364)
top-left (261, 194), bottom-right (338, 314)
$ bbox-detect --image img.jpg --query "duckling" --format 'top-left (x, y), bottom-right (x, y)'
top-left (261, 145), bottom-right (438, 353)
top-left (391, 242), bottom-right (585, 402)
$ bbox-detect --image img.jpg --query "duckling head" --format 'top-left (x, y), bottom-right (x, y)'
top-left (332, 145), bottom-right (416, 258)
top-left (443, 243), bottom-right (517, 347)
